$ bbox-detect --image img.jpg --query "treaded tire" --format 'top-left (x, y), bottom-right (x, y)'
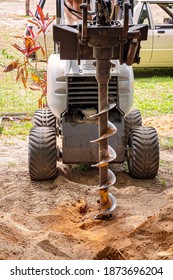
top-left (125, 109), bottom-right (142, 145)
top-left (29, 127), bottom-right (57, 180)
top-left (127, 126), bottom-right (159, 179)
top-left (33, 109), bottom-right (56, 127)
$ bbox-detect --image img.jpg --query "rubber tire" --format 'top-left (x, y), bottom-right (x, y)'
top-left (33, 109), bottom-right (56, 127)
top-left (29, 126), bottom-right (57, 180)
top-left (127, 126), bottom-right (159, 179)
top-left (124, 109), bottom-right (142, 145)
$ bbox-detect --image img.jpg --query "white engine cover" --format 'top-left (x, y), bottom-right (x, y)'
top-left (47, 53), bottom-right (134, 118)
top-left (47, 53), bottom-right (67, 118)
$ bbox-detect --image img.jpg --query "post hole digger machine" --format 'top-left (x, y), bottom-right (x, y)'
top-left (28, 0), bottom-right (160, 219)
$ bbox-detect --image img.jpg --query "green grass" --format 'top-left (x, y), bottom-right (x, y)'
top-left (159, 137), bottom-right (173, 149)
top-left (0, 47), bottom-right (41, 116)
top-left (0, 72), bottom-right (40, 115)
top-left (1, 120), bottom-right (33, 136)
top-left (133, 69), bottom-right (173, 117)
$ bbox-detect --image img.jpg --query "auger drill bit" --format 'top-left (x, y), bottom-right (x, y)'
top-left (78, 0), bottom-right (118, 219)
top-left (90, 58), bottom-right (117, 219)
top-left (78, 0), bottom-right (137, 219)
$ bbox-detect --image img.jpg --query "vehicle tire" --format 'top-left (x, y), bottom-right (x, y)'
top-left (127, 126), bottom-right (159, 179)
top-left (124, 109), bottom-right (142, 145)
top-left (33, 109), bottom-right (56, 127)
top-left (29, 126), bottom-right (57, 180)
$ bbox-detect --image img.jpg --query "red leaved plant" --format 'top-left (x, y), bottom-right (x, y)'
top-left (3, 5), bottom-right (55, 108)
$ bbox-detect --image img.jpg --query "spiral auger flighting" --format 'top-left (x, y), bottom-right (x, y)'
top-left (90, 59), bottom-right (118, 219)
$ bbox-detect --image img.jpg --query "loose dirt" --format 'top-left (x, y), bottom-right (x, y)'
top-left (0, 0), bottom-right (173, 260)
top-left (0, 114), bottom-right (173, 260)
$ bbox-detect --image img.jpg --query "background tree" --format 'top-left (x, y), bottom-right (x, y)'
top-left (25, 0), bottom-right (30, 16)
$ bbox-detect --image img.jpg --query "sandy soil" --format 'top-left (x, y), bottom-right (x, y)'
top-left (0, 0), bottom-right (173, 260)
top-left (0, 114), bottom-right (173, 260)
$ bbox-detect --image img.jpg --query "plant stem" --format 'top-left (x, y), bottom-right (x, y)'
top-left (27, 59), bottom-right (40, 77)
top-left (43, 33), bottom-right (48, 62)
